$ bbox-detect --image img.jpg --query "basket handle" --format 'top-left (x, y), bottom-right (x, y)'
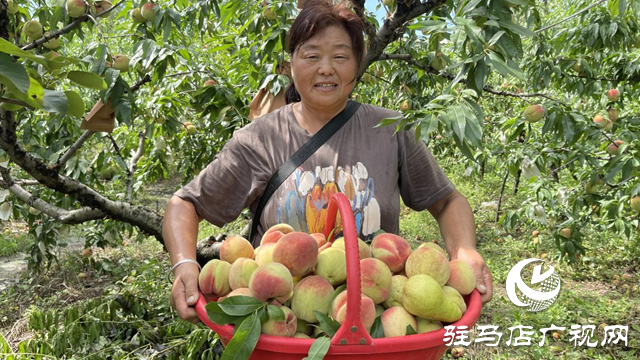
top-left (323, 193), bottom-right (373, 346)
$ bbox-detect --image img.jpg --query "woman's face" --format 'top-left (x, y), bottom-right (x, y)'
top-left (291, 25), bottom-right (358, 112)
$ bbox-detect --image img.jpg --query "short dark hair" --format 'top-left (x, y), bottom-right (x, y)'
top-left (285, 0), bottom-right (365, 104)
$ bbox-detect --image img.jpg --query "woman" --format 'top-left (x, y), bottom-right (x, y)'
top-left (163, 0), bottom-right (493, 324)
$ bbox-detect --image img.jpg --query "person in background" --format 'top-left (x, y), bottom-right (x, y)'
top-left (163, 0), bottom-right (493, 323)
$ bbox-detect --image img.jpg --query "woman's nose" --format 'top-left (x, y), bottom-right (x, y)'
top-left (317, 58), bottom-right (335, 75)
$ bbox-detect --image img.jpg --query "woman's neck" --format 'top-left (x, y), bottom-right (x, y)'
top-left (293, 100), bottom-right (348, 134)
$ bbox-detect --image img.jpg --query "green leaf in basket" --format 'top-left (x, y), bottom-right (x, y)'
top-left (219, 296), bottom-right (265, 316)
top-left (302, 337), bottom-right (331, 360)
top-left (267, 305), bottom-right (285, 322)
top-left (369, 316), bottom-right (384, 338)
top-left (67, 71), bottom-right (108, 90)
top-left (221, 312), bottom-right (261, 360)
top-left (205, 301), bottom-right (245, 325)
top-left (314, 311), bottom-right (341, 338)
top-left (405, 324), bottom-right (417, 336)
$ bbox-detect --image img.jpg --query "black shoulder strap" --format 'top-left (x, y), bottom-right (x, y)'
top-left (249, 100), bottom-right (361, 245)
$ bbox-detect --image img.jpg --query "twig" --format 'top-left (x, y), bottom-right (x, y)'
top-left (550, 157), bottom-right (579, 175)
top-left (55, 130), bottom-right (95, 170)
top-left (0, 97), bottom-right (35, 110)
top-left (536, 0), bottom-right (607, 33)
top-left (496, 169), bottom-right (509, 222)
top-left (107, 134), bottom-right (132, 177)
top-left (165, 70), bottom-right (212, 78)
top-left (126, 132), bottom-right (146, 202)
top-left (21, 1), bottom-right (125, 51)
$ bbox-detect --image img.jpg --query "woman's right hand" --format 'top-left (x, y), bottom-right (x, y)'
top-left (169, 262), bottom-right (201, 323)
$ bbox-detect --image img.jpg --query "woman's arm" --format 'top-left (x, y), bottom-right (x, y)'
top-left (163, 195), bottom-right (203, 323)
top-left (426, 189), bottom-right (493, 304)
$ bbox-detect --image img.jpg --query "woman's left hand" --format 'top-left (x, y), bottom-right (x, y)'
top-left (451, 247), bottom-right (493, 305)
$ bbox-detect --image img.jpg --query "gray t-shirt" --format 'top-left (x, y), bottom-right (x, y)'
top-left (174, 103), bottom-right (454, 246)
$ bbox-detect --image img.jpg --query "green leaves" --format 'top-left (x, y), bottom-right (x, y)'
top-left (314, 311), bottom-right (341, 338)
top-left (218, 296), bottom-right (265, 316)
top-left (67, 71), bottom-right (108, 91)
top-left (0, 53), bottom-right (29, 93)
top-left (302, 337), bottom-right (331, 360)
top-left (221, 312), bottom-right (261, 360)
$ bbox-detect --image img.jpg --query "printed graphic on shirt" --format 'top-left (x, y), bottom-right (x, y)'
top-left (274, 162), bottom-right (381, 240)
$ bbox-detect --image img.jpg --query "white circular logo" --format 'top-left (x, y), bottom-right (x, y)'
top-left (506, 258), bottom-right (561, 312)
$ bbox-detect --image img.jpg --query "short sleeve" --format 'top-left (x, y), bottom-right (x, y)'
top-left (397, 127), bottom-right (455, 211)
top-left (174, 131), bottom-right (267, 227)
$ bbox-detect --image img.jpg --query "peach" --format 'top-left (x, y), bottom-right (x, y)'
top-left (371, 233), bottom-right (412, 273)
top-left (255, 242), bottom-right (276, 266)
top-left (315, 247), bottom-right (346, 286)
top-left (381, 307), bottom-right (418, 337)
top-left (310, 233), bottom-right (327, 247)
top-left (360, 258), bottom-right (392, 304)
top-left (442, 286), bottom-right (467, 315)
top-left (66, 0), bottom-right (87, 18)
top-left (331, 290), bottom-right (376, 331)
top-left (607, 140), bottom-right (625, 156)
top-left (228, 258), bottom-right (259, 290)
top-left (446, 259), bottom-right (477, 295)
top-left (220, 236), bottom-right (254, 264)
top-left (248, 262), bottom-right (293, 305)
top-left (593, 114), bottom-right (607, 128)
top-left (402, 274), bottom-right (461, 323)
top-left (332, 237), bottom-right (372, 259)
top-left (606, 88), bottom-right (620, 102)
top-left (217, 287), bottom-right (251, 302)
top-left (198, 259), bottom-right (232, 297)
top-left (417, 318), bottom-right (443, 333)
top-left (417, 242), bottom-right (446, 256)
top-left (524, 104), bottom-right (545, 122)
top-left (262, 306), bottom-right (297, 337)
top-left (141, 3), bottom-right (155, 21)
top-left (272, 232), bottom-right (318, 277)
top-left (291, 275), bottom-right (334, 323)
top-left (405, 246), bottom-right (450, 286)
top-left (382, 275), bottom-right (408, 309)
top-left (261, 223), bottom-right (294, 245)
top-left (318, 242), bottom-right (332, 253)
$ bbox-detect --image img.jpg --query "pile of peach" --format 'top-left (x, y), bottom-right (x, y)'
top-left (199, 224), bottom-right (476, 338)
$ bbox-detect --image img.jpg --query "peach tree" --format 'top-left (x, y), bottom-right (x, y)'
top-left (0, 0), bottom-right (638, 268)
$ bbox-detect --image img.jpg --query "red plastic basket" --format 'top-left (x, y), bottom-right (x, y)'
top-left (195, 192), bottom-right (482, 359)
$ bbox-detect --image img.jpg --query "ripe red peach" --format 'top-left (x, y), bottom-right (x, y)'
top-left (371, 233), bottom-right (412, 273)
top-left (228, 257), bottom-right (259, 290)
top-left (220, 236), bottom-right (254, 264)
top-left (261, 223), bottom-right (294, 245)
top-left (272, 232), bottom-right (318, 277)
top-left (248, 262), bottom-right (293, 305)
top-left (360, 258), bottom-right (392, 304)
top-left (310, 233), bottom-right (327, 247)
top-left (198, 259), bottom-right (232, 297)
top-left (261, 306), bottom-right (297, 337)
top-left (381, 306), bottom-right (418, 337)
top-left (331, 290), bottom-right (376, 331)
top-left (291, 275), bottom-right (335, 323)
top-left (446, 259), bottom-right (477, 295)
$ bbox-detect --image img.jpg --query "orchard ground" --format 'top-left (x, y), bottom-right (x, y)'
top-left (0, 160), bottom-right (637, 359)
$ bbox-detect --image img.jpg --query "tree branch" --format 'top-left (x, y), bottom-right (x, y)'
top-left (360, 0), bottom-right (448, 76)
top-left (349, 0), bottom-right (377, 43)
top-left (21, 1), bottom-right (125, 51)
top-left (536, 0), bottom-right (607, 33)
top-left (55, 130), bottom-right (95, 171)
top-left (126, 132), bottom-right (146, 202)
top-left (0, 97), bottom-right (35, 111)
top-left (107, 134), bottom-right (132, 177)
top-left (0, 109), bottom-right (163, 240)
top-left (0, 167), bottom-right (106, 224)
